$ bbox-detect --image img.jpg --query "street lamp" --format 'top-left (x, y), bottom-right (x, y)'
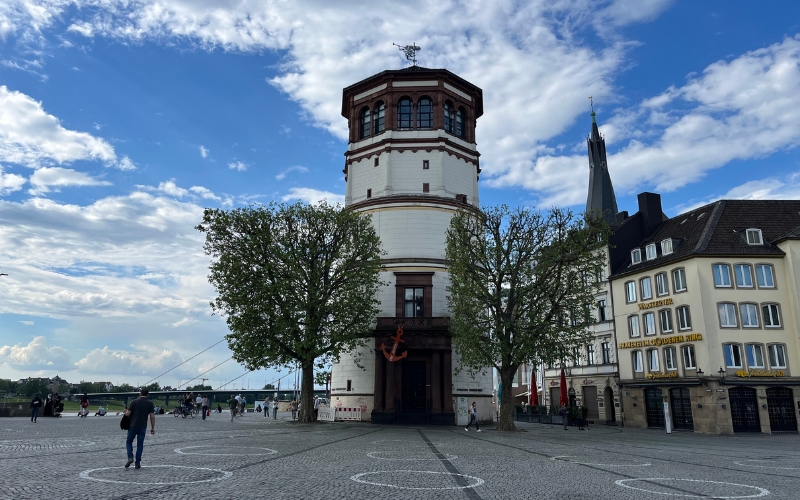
top-left (718, 367), bottom-right (726, 384)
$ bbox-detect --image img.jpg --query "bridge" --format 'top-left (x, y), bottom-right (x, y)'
top-left (74, 389), bottom-right (328, 409)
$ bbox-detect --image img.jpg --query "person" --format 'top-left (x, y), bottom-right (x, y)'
top-left (559, 403), bottom-right (568, 430)
top-left (263, 397), bottom-right (269, 418)
top-left (313, 396), bottom-right (320, 421)
top-left (183, 394), bottom-right (193, 416)
top-left (124, 387), bottom-right (155, 470)
top-left (80, 393), bottom-right (90, 418)
top-left (30, 394), bottom-right (42, 423)
top-left (291, 399), bottom-right (297, 421)
top-left (256, 404), bottom-right (262, 413)
top-left (215, 404), bottom-right (222, 413)
top-left (465, 401), bottom-right (480, 432)
top-left (43, 394), bottom-right (53, 417)
top-left (201, 395), bottom-right (210, 421)
top-left (228, 395), bottom-right (238, 421)
top-left (95, 406), bottom-right (107, 416)
top-left (195, 394), bottom-right (203, 411)
top-left (272, 397), bottom-right (279, 419)
top-left (53, 393), bottom-right (62, 417)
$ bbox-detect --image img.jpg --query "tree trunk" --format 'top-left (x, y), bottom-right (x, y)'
top-left (298, 359), bottom-right (316, 423)
top-left (496, 369), bottom-right (518, 431)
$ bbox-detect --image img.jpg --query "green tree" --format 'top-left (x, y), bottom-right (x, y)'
top-left (115, 383), bottom-right (135, 393)
top-left (263, 384), bottom-right (275, 390)
top-left (198, 201), bottom-right (384, 422)
top-left (315, 369), bottom-right (331, 396)
top-left (445, 205), bottom-right (608, 431)
top-left (22, 379), bottom-right (50, 397)
top-left (186, 384), bottom-right (211, 391)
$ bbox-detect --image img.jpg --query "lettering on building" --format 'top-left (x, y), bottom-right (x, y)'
top-left (618, 334), bottom-right (703, 349)
top-left (638, 298), bottom-right (674, 310)
top-left (735, 370), bottom-right (786, 378)
top-left (646, 372), bottom-right (679, 379)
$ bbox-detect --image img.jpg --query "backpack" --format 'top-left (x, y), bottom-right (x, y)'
top-left (120, 414), bottom-right (130, 430)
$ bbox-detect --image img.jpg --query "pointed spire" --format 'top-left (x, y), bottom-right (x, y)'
top-left (585, 106), bottom-right (619, 226)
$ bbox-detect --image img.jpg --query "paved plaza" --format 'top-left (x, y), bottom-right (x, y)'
top-left (1, 411), bottom-right (798, 499)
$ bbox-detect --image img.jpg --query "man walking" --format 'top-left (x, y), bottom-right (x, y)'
top-left (30, 394), bottom-right (42, 423)
top-left (263, 397), bottom-right (270, 418)
top-left (124, 388), bottom-right (155, 470)
top-left (464, 402), bottom-right (480, 432)
top-left (228, 395), bottom-right (238, 421)
top-left (559, 403), bottom-right (568, 430)
top-left (201, 394), bottom-right (209, 421)
top-left (272, 397), bottom-right (279, 419)
top-left (80, 393), bottom-right (89, 418)
top-left (313, 396), bottom-right (320, 421)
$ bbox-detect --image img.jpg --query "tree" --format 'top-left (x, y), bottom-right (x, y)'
top-left (263, 384), bottom-right (275, 390)
top-left (445, 205), bottom-right (609, 431)
top-left (314, 369), bottom-right (331, 397)
top-left (186, 384), bottom-right (211, 391)
top-left (197, 201), bottom-right (384, 422)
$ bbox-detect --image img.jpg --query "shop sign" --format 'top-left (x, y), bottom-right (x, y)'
top-left (638, 298), bottom-right (674, 310)
top-left (646, 372), bottom-right (678, 380)
top-left (619, 333), bottom-right (702, 349)
top-left (735, 370), bottom-right (786, 378)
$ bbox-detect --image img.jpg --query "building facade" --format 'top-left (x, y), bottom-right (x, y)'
top-left (330, 67), bottom-right (493, 424)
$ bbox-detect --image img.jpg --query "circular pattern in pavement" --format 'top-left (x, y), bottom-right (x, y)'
top-left (367, 450), bottom-right (458, 461)
top-left (614, 478), bottom-right (770, 498)
top-left (734, 459), bottom-right (800, 470)
top-left (175, 445), bottom-right (277, 456)
top-left (371, 439), bottom-right (445, 447)
top-left (350, 470), bottom-right (484, 490)
top-left (552, 455), bottom-right (651, 467)
top-left (79, 465), bottom-right (233, 485)
top-left (0, 438), bottom-right (94, 451)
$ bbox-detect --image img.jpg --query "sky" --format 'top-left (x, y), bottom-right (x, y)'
top-left (1, 0), bottom-right (800, 390)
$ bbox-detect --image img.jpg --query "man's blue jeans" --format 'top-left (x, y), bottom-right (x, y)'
top-left (30, 408), bottom-right (39, 422)
top-left (126, 427), bottom-right (146, 464)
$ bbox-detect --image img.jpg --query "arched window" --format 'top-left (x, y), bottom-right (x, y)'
top-left (417, 97), bottom-right (433, 129)
top-left (456, 107), bottom-right (466, 138)
top-left (444, 101), bottom-right (454, 134)
top-left (373, 102), bottom-right (385, 134)
top-left (359, 107), bottom-right (371, 139)
top-left (397, 98), bottom-right (413, 129)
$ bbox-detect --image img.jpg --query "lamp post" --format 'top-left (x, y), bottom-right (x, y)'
top-left (717, 367), bottom-right (726, 385)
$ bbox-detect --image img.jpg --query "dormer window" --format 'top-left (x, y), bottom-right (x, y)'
top-left (661, 239), bottom-right (673, 255)
top-left (631, 248), bottom-right (642, 264)
top-left (746, 228), bottom-right (763, 245)
top-left (645, 244), bottom-right (657, 260)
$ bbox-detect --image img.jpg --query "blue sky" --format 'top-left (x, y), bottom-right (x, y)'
top-left (1, 0), bottom-right (799, 389)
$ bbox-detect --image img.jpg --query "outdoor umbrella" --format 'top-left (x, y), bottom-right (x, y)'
top-left (559, 368), bottom-right (568, 407)
top-left (530, 370), bottom-right (539, 406)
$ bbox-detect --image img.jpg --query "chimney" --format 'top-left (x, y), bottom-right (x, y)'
top-left (615, 211), bottom-right (629, 224)
top-left (637, 192), bottom-right (663, 237)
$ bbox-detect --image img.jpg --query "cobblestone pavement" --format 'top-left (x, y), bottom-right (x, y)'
top-left (1, 412), bottom-right (798, 499)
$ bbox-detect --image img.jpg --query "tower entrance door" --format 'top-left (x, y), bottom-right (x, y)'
top-left (402, 361), bottom-right (427, 413)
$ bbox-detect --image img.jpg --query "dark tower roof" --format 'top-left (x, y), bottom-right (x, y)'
top-left (585, 110), bottom-right (618, 225)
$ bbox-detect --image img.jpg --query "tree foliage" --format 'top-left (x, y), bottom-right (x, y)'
top-left (197, 201), bottom-right (384, 422)
top-left (445, 205), bottom-right (609, 431)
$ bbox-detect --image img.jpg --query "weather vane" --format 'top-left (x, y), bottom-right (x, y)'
top-left (394, 43), bottom-right (421, 66)
top-left (589, 95), bottom-right (594, 112)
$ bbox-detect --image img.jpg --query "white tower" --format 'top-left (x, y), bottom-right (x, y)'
top-left (331, 66), bottom-right (492, 424)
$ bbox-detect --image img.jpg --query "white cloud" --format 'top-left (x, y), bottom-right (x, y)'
top-left (75, 345), bottom-right (186, 377)
top-left (228, 161), bottom-right (247, 171)
top-left (0, 165), bottom-right (26, 195)
top-left (275, 165), bottom-right (308, 180)
top-left (117, 156), bottom-right (136, 171)
top-left (19, 320), bottom-right (34, 325)
top-left (0, 336), bottom-right (71, 370)
top-left (171, 316), bottom-right (196, 327)
top-left (673, 171), bottom-right (800, 214)
top-left (199, 145), bottom-right (208, 158)
top-left (29, 166), bottom-right (111, 195)
top-left (282, 187), bottom-right (344, 205)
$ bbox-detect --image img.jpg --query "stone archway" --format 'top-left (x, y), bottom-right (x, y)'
top-left (604, 386), bottom-right (616, 423)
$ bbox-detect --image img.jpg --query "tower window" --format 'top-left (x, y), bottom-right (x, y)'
top-left (404, 287), bottom-right (424, 317)
top-left (423, 183), bottom-right (429, 193)
top-left (359, 107), bottom-right (371, 139)
top-left (398, 97), bottom-right (413, 129)
top-left (417, 97), bottom-right (433, 129)
top-left (374, 157), bottom-right (379, 167)
top-left (374, 102), bottom-right (385, 134)
top-left (423, 160), bottom-right (429, 169)
top-left (456, 107), bottom-right (466, 138)
top-left (444, 101), bottom-right (454, 133)
top-left (366, 189), bottom-right (372, 198)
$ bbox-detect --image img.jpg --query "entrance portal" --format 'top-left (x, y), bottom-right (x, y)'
top-left (582, 386), bottom-right (599, 420)
top-left (604, 387), bottom-right (616, 423)
top-left (669, 387), bottom-right (694, 430)
top-left (402, 361), bottom-right (426, 413)
top-left (645, 388), bottom-right (665, 428)
top-left (766, 387), bottom-right (797, 432)
top-left (729, 387), bottom-right (760, 432)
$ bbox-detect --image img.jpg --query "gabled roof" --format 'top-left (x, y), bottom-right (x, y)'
top-left (611, 199), bottom-right (800, 278)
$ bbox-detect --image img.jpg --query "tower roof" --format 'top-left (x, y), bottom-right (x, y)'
top-left (585, 110), bottom-right (618, 226)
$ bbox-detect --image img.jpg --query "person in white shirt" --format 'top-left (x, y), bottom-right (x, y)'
top-left (95, 406), bottom-right (107, 416)
top-left (313, 396), bottom-right (320, 421)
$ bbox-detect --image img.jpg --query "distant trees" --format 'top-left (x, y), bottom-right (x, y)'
top-left (186, 384), bottom-right (211, 392)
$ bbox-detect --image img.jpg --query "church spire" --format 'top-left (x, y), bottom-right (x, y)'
top-left (585, 106), bottom-right (618, 226)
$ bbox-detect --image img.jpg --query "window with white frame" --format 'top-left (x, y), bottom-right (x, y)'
top-left (762, 303), bottom-right (781, 328)
top-left (625, 281), bottom-right (637, 302)
top-left (734, 264), bottom-right (754, 288)
top-left (601, 341), bottom-right (612, 364)
top-left (521, 365), bottom-right (530, 385)
top-left (628, 315), bottom-right (640, 337)
top-left (646, 244), bottom-right (657, 260)
top-left (756, 264), bottom-right (775, 288)
top-left (656, 273), bottom-right (669, 296)
top-left (633, 351), bottom-right (643, 372)
top-left (664, 347), bottom-right (677, 371)
top-left (746, 344), bottom-right (765, 369)
top-left (718, 303), bottom-right (738, 327)
top-left (723, 344), bottom-right (743, 369)
top-left (597, 299), bottom-right (609, 322)
top-left (676, 306), bottom-right (691, 330)
top-left (682, 345), bottom-right (696, 369)
top-left (713, 264), bottom-right (732, 287)
top-left (740, 303), bottom-right (759, 328)
top-left (661, 239), bottom-right (673, 255)
top-left (641, 277), bottom-right (653, 300)
top-left (746, 228), bottom-right (763, 245)
top-left (659, 309), bottom-right (673, 333)
top-left (631, 248), bottom-right (642, 264)
top-left (643, 312), bottom-right (656, 336)
top-left (768, 344), bottom-right (787, 369)
top-left (586, 343), bottom-right (596, 365)
top-left (673, 268), bottom-right (687, 292)
top-left (648, 349), bottom-right (659, 371)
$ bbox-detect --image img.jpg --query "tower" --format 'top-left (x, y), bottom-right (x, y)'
top-left (331, 66), bottom-right (492, 424)
top-left (586, 109), bottom-right (618, 225)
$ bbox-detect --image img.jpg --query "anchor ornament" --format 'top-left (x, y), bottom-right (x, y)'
top-left (381, 322), bottom-right (408, 362)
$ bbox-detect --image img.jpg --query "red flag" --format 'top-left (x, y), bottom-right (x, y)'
top-left (559, 368), bottom-right (568, 407)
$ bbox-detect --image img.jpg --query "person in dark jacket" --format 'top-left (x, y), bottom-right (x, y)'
top-left (30, 394), bottom-right (42, 423)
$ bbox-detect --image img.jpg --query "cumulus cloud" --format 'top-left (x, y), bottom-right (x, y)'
top-left (199, 145), bottom-right (208, 158)
top-left (282, 187), bottom-right (344, 205)
top-left (29, 166), bottom-right (111, 195)
top-left (0, 165), bottom-right (26, 195)
top-left (275, 165), bottom-right (308, 180)
top-left (75, 345), bottom-right (186, 377)
top-left (228, 161), bottom-right (247, 172)
top-left (0, 336), bottom-right (71, 370)
top-left (136, 179), bottom-right (230, 205)
top-left (673, 171), bottom-right (800, 214)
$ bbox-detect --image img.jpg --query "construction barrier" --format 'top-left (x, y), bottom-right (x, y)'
top-left (318, 407), bottom-right (335, 422)
top-left (334, 407), bottom-right (362, 421)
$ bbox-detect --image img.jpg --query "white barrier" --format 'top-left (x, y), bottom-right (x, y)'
top-left (318, 407), bottom-right (336, 422)
top-left (334, 407), bottom-right (362, 421)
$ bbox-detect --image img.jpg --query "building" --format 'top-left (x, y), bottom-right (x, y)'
top-left (611, 196), bottom-right (800, 434)
top-left (330, 66), bottom-right (493, 424)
